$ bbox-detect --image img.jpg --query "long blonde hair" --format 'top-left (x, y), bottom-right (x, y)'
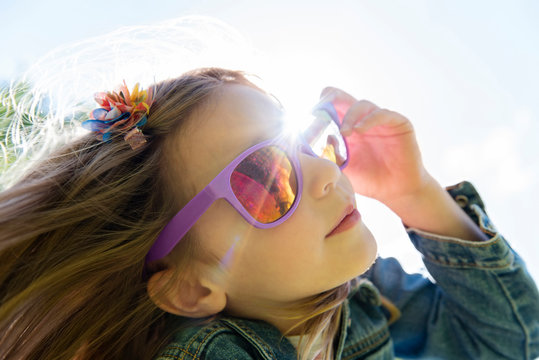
top-left (0, 68), bottom-right (352, 360)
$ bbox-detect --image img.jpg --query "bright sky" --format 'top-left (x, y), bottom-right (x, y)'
top-left (2, 0), bottom-right (539, 280)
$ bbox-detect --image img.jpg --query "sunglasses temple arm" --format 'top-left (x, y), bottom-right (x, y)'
top-left (145, 187), bottom-right (217, 263)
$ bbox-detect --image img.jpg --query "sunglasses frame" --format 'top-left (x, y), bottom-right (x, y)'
top-left (146, 102), bottom-right (348, 263)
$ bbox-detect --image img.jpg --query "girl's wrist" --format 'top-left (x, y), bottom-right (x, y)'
top-left (384, 176), bottom-right (488, 242)
top-left (382, 174), bottom-right (441, 221)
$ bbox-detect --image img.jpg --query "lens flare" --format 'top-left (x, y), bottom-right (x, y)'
top-left (281, 110), bottom-right (314, 138)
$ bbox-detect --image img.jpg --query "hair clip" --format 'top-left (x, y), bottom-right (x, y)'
top-left (82, 81), bottom-right (154, 150)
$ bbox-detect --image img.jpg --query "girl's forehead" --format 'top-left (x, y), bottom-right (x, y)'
top-left (201, 84), bottom-right (283, 145)
top-left (217, 84), bottom-right (284, 129)
top-left (177, 84), bottom-right (284, 190)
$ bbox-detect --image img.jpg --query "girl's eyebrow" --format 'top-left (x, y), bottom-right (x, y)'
top-left (268, 92), bottom-right (284, 111)
top-left (249, 123), bottom-right (286, 147)
top-left (244, 134), bottom-right (277, 150)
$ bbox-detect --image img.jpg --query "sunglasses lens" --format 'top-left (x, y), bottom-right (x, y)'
top-left (230, 146), bottom-right (298, 224)
top-left (303, 109), bottom-right (347, 167)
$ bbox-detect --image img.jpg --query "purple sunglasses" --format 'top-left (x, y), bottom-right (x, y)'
top-left (146, 102), bottom-right (348, 263)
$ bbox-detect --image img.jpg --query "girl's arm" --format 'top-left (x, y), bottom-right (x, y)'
top-left (382, 176), bottom-right (488, 242)
top-left (365, 181), bottom-right (539, 359)
top-left (319, 86), bottom-right (490, 241)
top-left (319, 88), bottom-right (539, 358)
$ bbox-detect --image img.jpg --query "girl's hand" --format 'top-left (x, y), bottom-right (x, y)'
top-left (320, 87), bottom-right (436, 207)
top-left (320, 87), bottom-right (488, 242)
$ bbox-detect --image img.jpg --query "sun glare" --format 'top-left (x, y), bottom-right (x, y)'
top-left (281, 109), bottom-right (315, 138)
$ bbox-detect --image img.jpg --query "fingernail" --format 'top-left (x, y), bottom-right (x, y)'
top-left (320, 89), bottom-right (335, 101)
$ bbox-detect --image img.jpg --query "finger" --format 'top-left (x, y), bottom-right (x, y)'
top-left (340, 100), bottom-right (380, 136)
top-left (351, 108), bottom-right (411, 134)
top-left (319, 87), bottom-right (357, 121)
top-left (320, 86), bottom-right (356, 103)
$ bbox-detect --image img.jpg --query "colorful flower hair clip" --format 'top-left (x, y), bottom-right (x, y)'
top-left (82, 81), bottom-right (154, 150)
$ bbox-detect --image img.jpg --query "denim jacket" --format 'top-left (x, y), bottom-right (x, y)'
top-left (154, 182), bottom-right (539, 359)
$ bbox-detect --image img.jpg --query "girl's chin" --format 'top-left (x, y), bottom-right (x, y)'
top-left (350, 229), bottom-right (378, 277)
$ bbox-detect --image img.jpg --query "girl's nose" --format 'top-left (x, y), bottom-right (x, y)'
top-left (299, 153), bottom-right (341, 199)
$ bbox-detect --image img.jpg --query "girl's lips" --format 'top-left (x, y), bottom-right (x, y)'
top-left (326, 208), bottom-right (361, 237)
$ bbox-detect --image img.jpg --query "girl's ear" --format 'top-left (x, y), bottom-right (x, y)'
top-left (147, 267), bottom-right (227, 318)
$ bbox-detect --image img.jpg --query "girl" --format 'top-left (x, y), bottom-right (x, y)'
top-left (0, 68), bottom-right (537, 360)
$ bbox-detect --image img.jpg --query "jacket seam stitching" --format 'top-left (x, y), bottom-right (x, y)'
top-left (222, 319), bottom-right (276, 359)
top-left (192, 326), bottom-right (226, 359)
top-left (342, 327), bottom-right (390, 359)
top-left (409, 231), bottom-right (503, 248)
top-left (493, 274), bottom-right (530, 359)
top-left (422, 256), bottom-right (512, 270)
top-left (160, 346), bottom-right (198, 360)
top-left (180, 324), bottom-right (225, 360)
top-left (342, 325), bottom-right (389, 352)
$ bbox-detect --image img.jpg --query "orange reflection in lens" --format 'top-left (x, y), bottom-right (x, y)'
top-left (303, 111), bottom-right (347, 167)
top-left (230, 146), bottom-right (297, 223)
top-left (321, 143), bottom-right (337, 164)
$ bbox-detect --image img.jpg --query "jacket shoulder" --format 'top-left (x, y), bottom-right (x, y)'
top-left (154, 320), bottom-right (258, 360)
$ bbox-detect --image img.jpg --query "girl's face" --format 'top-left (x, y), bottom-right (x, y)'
top-left (172, 84), bottom-right (377, 320)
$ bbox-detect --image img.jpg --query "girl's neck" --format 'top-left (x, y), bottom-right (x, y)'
top-left (224, 298), bottom-right (310, 335)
